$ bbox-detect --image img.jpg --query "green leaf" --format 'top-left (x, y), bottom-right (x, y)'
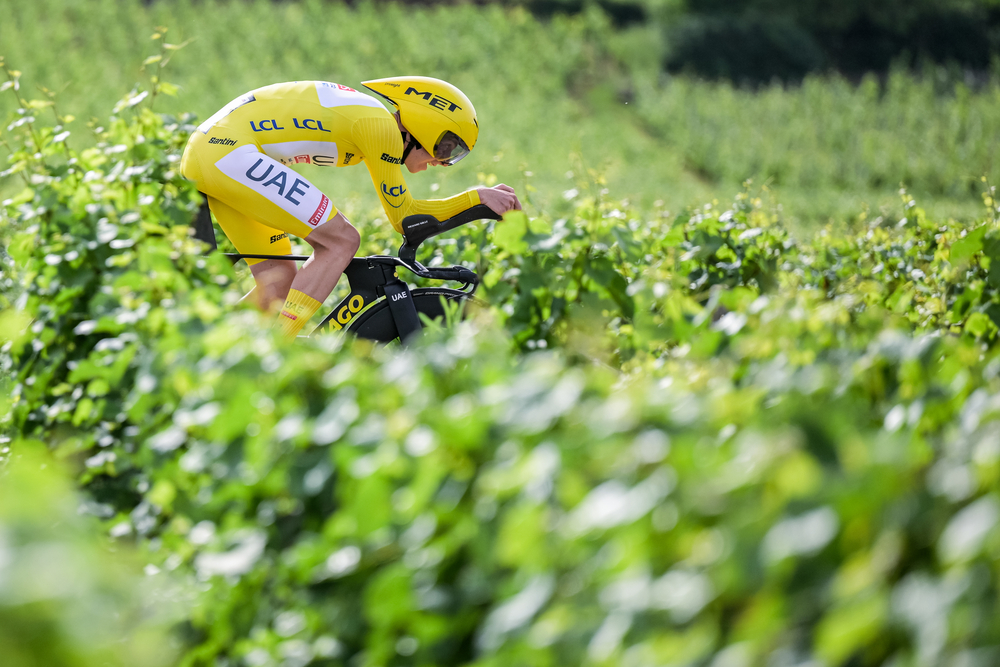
top-left (163, 39), bottom-right (194, 51)
top-left (985, 236), bottom-right (1000, 288)
top-left (86, 378), bottom-right (110, 397)
top-left (950, 224), bottom-right (987, 266)
top-left (71, 397), bottom-right (95, 425)
top-left (0, 309), bottom-right (31, 354)
top-left (157, 81), bottom-right (179, 97)
top-left (965, 312), bottom-right (995, 338)
top-left (585, 256), bottom-right (634, 319)
top-left (815, 595), bottom-right (888, 666)
top-left (887, 285), bottom-right (915, 314)
top-left (612, 225), bottom-right (644, 261)
top-left (492, 212), bottom-right (529, 255)
top-left (148, 480), bottom-right (176, 509)
top-left (126, 90), bottom-right (149, 108)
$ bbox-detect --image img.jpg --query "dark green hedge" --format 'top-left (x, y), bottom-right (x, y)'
top-left (667, 1), bottom-right (1000, 83)
top-left (365, 0), bottom-right (1000, 81)
top-left (475, 0), bottom-right (1000, 82)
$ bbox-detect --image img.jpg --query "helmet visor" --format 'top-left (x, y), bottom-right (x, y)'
top-left (433, 131), bottom-right (470, 166)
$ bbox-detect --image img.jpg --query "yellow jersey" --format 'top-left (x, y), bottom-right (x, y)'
top-left (184, 81), bottom-right (480, 234)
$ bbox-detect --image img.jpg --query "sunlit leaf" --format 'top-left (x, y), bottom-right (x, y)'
top-left (951, 224), bottom-right (987, 266)
top-left (163, 39), bottom-right (194, 51)
top-left (126, 90), bottom-right (149, 107)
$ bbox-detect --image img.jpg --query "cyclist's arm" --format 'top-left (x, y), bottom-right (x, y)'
top-left (352, 116), bottom-right (480, 233)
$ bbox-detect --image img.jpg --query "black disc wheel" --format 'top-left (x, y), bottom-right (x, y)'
top-left (345, 288), bottom-right (473, 343)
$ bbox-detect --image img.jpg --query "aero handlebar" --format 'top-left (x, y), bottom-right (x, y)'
top-left (224, 205), bottom-right (500, 266)
top-left (409, 265), bottom-right (479, 285)
top-left (398, 204), bottom-right (501, 262)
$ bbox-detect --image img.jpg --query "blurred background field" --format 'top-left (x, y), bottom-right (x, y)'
top-left (6, 0), bottom-right (1000, 229)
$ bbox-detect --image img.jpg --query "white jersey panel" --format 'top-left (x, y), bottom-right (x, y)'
top-left (198, 91), bottom-right (257, 135)
top-left (315, 82), bottom-right (385, 110)
top-left (260, 140), bottom-right (340, 167)
top-left (215, 145), bottom-right (332, 229)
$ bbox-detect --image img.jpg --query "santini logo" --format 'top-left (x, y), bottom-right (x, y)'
top-left (343, 152), bottom-right (354, 165)
top-left (380, 153), bottom-right (401, 165)
top-left (208, 137), bottom-right (237, 146)
top-left (269, 233), bottom-right (288, 244)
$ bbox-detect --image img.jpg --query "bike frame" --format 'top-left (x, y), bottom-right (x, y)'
top-left (223, 205), bottom-right (500, 342)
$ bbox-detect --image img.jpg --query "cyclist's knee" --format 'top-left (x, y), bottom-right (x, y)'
top-left (309, 213), bottom-right (360, 256)
top-left (339, 219), bottom-right (361, 255)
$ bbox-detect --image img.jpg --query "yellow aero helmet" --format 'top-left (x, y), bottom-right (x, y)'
top-left (361, 76), bottom-right (478, 166)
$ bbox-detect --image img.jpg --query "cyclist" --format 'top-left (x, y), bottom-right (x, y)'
top-left (180, 77), bottom-right (521, 338)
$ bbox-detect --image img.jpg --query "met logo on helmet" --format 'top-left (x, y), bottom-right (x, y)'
top-left (404, 87), bottom-right (462, 112)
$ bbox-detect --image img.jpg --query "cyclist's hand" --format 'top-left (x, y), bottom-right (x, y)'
top-left (478, 184), bottom-right (522, 216)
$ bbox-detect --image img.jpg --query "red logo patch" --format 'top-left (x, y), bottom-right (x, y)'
top-left (281, 310), bottom-right (298, 321)
top-left (309, 195), bottom-right (330, 226)
top-left (337, 84), bottom-right (357, 92)
top-left (293, 155), bottom-right (311, 164)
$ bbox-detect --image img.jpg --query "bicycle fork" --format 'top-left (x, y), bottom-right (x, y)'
top-left (382, 280), bottom-right (422, 342)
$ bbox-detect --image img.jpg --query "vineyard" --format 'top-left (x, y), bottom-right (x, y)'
top-left (4, 3), bottom-right (1000, 667)
top-left (5, 0), bottom-right (1000, 224)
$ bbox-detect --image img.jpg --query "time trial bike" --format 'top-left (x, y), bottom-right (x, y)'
top-left (214, 204), bottom-right (502, 343)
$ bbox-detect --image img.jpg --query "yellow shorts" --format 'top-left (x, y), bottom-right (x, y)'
top-left (180, 131), bottom-right (339, 265)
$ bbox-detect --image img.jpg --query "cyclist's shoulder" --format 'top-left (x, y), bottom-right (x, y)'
top-left (310, 82), bottom-right (389, 113)
top-left (247, 81), bottom-right (379, 106)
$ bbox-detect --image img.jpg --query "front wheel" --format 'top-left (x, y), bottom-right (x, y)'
top-left (344, 288), bottom-right (473, 343)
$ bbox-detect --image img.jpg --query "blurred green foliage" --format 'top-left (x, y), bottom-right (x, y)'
top-left (0, 446), bottom-right (178, 667)
top-left (4, 43), bottom-right (1000, 667)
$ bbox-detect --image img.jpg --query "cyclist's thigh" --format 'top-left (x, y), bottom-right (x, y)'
top-left (207, 196), bottom-right (292, 264)
top-left (196, 142), bottom-right (338, 243)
